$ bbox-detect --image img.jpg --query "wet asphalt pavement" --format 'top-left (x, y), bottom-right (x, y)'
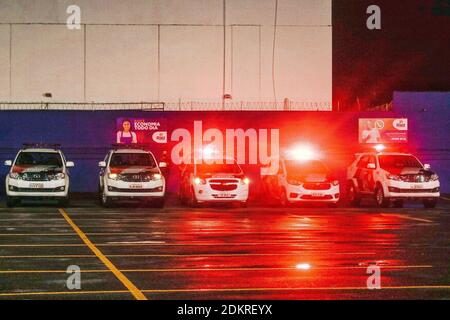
top-left (0, 197), bottom-right (449, 300)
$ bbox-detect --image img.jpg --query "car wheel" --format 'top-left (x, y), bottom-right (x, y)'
top-left (188, 187), bottom-right (198, 208)
top-left (346, 183), bottom-right (361, 207)
top-left (153, 198), bottom-right (165, 208)
top-left (6, 196), bottom-right (18, 208)
top-left (101, 192), bottom-right (112, 207)
top-left (328, 202), bottom-right (338, 208)
top-left (393, 200), bottom-right (404, 208)
top-left (59, 197), bottom-right (70, 207)
top-left (240, 201), bottom-right (248, 208)
top-left (375, 185), bottom-right (390, 208)
top-left (423, 199), bottom-right (437, 209)
top-left (279, 188), bottom-right (289, 207)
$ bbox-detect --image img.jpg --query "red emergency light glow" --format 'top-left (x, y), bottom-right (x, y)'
top-left (287, 145), bottom-right (320, 161)
top-left (374, 144), bottom-right (386, 152)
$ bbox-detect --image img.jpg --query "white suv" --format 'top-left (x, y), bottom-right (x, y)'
top-left (178, 157), bottom-right (250, 207)
top-left (346, 152), bottom-right (440, 208)
top-left (261, 158), bottom-right (340, 207)
top-left (4, 145), bottom-right (74, 207)
top-left (98, 147), bottom-right (166, 207)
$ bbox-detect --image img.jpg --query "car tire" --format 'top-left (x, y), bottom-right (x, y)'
top-left (375, 185), bottom-right (390, 208)
top-left (328, 202), bottom-right (338, 208)
top-left (59, 197), bottom-right (70, 207)
top-left (101, 192), bottom-right (113, 208)
top-left (423, 199), bottom-right (437, 209)
top-left (188, 187), bottom-right (199, 208)
top-left (393, 200), bottom-right (404, 208)
top-left (240, 201), bottom-right (248, 208)
top-left (346, 182), bottom-right (361, 207)
top-left (279, 188), bottom-right (289, 207)
top-left (6, 196), bottom-right (18, 208)
top-left (153, 198), bottom-right (165, 208)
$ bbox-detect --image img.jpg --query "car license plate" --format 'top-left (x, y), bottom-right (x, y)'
top-left (312, 193), bottom-right (324, 197)
top-left (216, 193), bottom-right (231, 198)
top-left (129, 184), bottom-right (143, 189)
top-left (411, 184), bottom-right (423, 189)
top-left (29, 183), bottom-right (44, 189)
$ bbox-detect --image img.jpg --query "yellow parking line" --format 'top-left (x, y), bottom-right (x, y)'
top-left (0, 290), bottom-right (129, 297)
top-left (141, 285), bottom-right (450, 293)
top-left (0, 285), bottom-right (448, 297)
top-left (382, 214), bottom-right (434, 223)
top-left (0, 265), bottom-right (434, 274)
top-left (0, 252), bottom-right (376, 259)
top-left (58, 209), bottom-right (147, 301)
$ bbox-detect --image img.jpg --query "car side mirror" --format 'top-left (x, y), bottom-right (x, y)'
top-left (367, 163), bottom-right (376, 169)
top-left (66, 161), bottom-right (75, 168)
top-left (4, 160), bottom-right (12, 166)
top-left (159, 162), bottom-right (167, 168)
top-left (423, 164), bottom-right (431, 170)
top-left (98, 161), bottom-right (107, 168)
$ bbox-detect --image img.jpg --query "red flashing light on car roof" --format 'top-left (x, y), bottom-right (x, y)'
top-left (287, 145), bottom-right (320, 161)
top-left (373, 144), bottom-right (386, 152)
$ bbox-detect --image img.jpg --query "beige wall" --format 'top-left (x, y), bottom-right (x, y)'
top-left (0, 0), bottom-right (332, 108)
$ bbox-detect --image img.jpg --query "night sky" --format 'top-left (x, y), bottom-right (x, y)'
top-left (333, 0), bottom-right (450, 110)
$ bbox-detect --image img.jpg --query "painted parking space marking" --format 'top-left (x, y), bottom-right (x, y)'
top-left (58, 209), bottom-right (147, 300)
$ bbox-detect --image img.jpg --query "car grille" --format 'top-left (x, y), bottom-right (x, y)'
top-left (109, 186), bottom-right (162, 193)
top-left (400, 174), bottom-right (430, 183)
top-left (301, 194), bottom-right (333, 200)
top-left (16, 188), bottom-right (59, 192)
top-left (209, 179), bottom-right (239, 191)
top-left (120, 173), bottom-right (152, 182)
top-left (303, 183), bottom-right (331, 190)
top-left (390, 188), bottom-right (438, 193)
top-left (21, 173), bottom-right (50, 181)
top-left (212, 194), bottom-right (237, 199)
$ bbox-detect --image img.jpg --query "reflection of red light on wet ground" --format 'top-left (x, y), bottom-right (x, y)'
top-left (295, 263), bottom-right (311, 270)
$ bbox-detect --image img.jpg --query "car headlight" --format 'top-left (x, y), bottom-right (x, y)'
top-left (54, 173), bottom-right (66, 180)
top-left (152, 173), bottom-right (162, 181)
top-left (243, 177), bottom-right (250, 185)
top-left (430, 173), bottom-right (439, 181)
top-left (387, 174), bottom-right (401, 181)
top-left (108, 173), bottom-right (119, 180)
top-left (9, 172), bottom-right (20, 179)
top-left (193, 177), bottom-right (206, 185)
top-left (287, 178), bottom-right (302, 186)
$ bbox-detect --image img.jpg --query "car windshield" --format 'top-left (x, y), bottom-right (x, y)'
top-left (196, 162), bottom-right (242, 174)
top-left (285, 160), bottom-right (329, 177)
top-left (110, 153), bottom-right (156, 167)
top-left (15, 152), bottom-right (63, 167)
top-left (378, 155), bottom-right (422, 169)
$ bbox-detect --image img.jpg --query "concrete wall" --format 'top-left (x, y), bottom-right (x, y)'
top-left (0, 0), bottom-right (332, 107)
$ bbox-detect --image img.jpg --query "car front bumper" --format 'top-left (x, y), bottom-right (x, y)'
top-left (286, 184), bottom-right (340, 203)
top-left (104, 179), bottom-right (165, 198)
top-left (383, 180), bottom-right (440, 199)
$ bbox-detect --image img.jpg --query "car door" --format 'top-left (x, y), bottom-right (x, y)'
top-left (99, 152), bottom-right (110, 189)
top-left (355, 155), bottom-right (369, 192)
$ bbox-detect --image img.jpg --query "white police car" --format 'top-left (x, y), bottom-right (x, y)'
top-left (178, 156), bottom-right (250, 207)
top-left (346, 149), bottom-right (440, 208)
top-left (261, 158), bottom-right (340, 207)
top-left (4, 144), bottom-right (74, 207)
top-left (98, 146), bottom-right (166, 207)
